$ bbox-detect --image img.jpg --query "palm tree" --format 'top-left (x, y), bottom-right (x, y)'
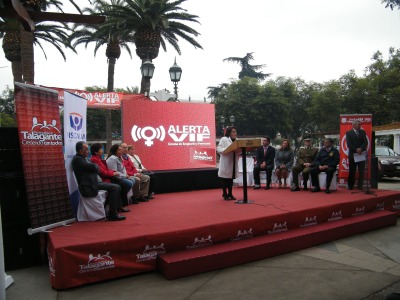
top-left (223, 52), bottom-right (271, 81)
top-left (70, 0), bottom-right (136, 152)
top-left (105, 0), bottom-right (203, 93)
top-left (1, 17), bottom-right (75, 83)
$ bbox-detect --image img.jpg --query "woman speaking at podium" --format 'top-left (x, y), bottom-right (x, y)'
top-left (217, 126), bottom-right (240, 200)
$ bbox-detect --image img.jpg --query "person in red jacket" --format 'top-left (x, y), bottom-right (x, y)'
top-left (121, 143), bottom-right (152, 200)
top-left (90, 143), bottom-right (133, 210)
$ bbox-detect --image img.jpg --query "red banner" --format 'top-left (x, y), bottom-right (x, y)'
top-left (122, 99), bottom-right (216, 171)
top-left (338, 114), bottom-right (373, 185)
top-left (41, 86), bottom-right (148, 109)
top-left (14, 83), bottom-right (73, 230)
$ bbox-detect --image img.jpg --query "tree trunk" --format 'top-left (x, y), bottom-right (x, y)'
top-left (19, 25), bottom-right (34, 84)
top-left (106, 57), bottom-right (116, 153)
top-left (11, 61), bottom-right (23, 83)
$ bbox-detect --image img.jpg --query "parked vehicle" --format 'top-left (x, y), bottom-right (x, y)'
top-left (375, 146), bottom-right (400, 180)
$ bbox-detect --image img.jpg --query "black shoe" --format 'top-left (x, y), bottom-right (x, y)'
top-left (347, 186), bottom-right (353, 190)
top-left (264, 186), bottom-right (270, 190)
top-left (357, 186), bottom-right (364, 190)
top-left (222, 194), bottom-right (229, 200)
top-left (130, 197), bottom-right (139, 204)
top-left (303, 186), bottom-right (308, 191)
top-left (108, 214), bottom-right (126, 221)
top-left (146, 195), bottom-right (154, 200)
top-left (325, 189), bottom-right (331, 194)
top-left (253, 185), bottom-right (261, 190)
top-left (118, 207), bottom-right (130, 212)
top-left (138, 196), bottom-right (149, 202)
top-left (290, 186), bottom-right (300, 192)
top-left (311, 187), bottom-right (321, 193)
top-left (227, 194), bottom-right (236, 200)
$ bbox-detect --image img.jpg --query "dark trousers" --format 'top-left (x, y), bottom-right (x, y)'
top-left (310, 166), bottom-right (336, 189)
top-left (97, 182), bottom-right (122, 213)
top-left (113, 178), bottom-right (133, 206)
top-left (292, 166), bottom-right (311, 187)
top-left (253, 165), bottom-right (273, 187)
top-left (221, 178), bottom-right (234, 196)
top-left (348, 159), bottom-right (366, 189)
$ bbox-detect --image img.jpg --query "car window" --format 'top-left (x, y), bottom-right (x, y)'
top-left (376, 148), bottom-right (389, 156)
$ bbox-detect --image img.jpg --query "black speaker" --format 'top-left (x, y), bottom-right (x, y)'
top-left (0, 127), bottom-right (42, 270)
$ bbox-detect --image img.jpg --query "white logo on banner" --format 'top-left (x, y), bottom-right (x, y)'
top-left (131, 125), bottom-right (166, 146)
top-left (131, 124), bottom-right (211, 147)
top-left (79, 252), bottom-right (115, 273)
top-left (20, 117), bottom-right (62, 146)
top-left (186, 235), bottom-right (213, 249)
top-left (300, 216), bottom-right (318, 228)
top-left (328, 211), bottom-right (343, 222)
top-left (268, 222), bottom-right (288, 234)
top-left (136, 244), bottom-right (166, 262)
top-left (231, 228), bottom-right (253, 241)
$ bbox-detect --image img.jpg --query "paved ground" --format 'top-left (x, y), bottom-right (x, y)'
top-left (5, 178), bottom-right (400, 300)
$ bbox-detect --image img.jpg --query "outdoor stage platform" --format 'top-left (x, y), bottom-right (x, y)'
top-left (47, 187), bottom-right (400, 289)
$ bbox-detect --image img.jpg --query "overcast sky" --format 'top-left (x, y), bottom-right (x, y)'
top-left (1, 0), bottom-right (400, 101)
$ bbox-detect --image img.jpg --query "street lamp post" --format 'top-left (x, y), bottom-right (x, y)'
top-left (140, 60), bottom-right (155, 97)
top-left (230, 115), bottom-right (235, 126)
top-left (220, 116), bottom-right (225, 135)
top-left (169, 58), bottom-right (182, 101)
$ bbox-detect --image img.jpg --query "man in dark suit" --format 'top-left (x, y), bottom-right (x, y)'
top-left (310, 138), bottom-right (340, 194)
top-left (346, 119), bottom-right (368, 190)
top-left (253, 136), bottom-right (276, 190)
top-left (72, 141), bottom-right (125, 221)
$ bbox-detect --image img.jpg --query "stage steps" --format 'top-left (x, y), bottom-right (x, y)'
top-left (158, 210), bottom-right (398, 279)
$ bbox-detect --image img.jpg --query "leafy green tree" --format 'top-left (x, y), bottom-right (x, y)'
top-left (0, 86), bottom-right (16, 127)
top-left (223, 52), bottom-right (271, 81)
top-left (105, 0), bottom-right (203, 93)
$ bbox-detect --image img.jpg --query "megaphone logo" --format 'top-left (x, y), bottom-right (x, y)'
top-left (131, 125), bottom-right (166, 146)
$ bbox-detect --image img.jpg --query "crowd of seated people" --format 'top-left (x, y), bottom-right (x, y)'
top-left (251, 137), bottom-right (339, 194)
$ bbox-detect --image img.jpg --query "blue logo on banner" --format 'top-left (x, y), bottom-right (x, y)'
top-left (69, 112), bottom-right (83, 131)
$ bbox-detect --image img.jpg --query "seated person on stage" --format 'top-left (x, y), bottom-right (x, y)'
top-left (290, 136), bottom-right (318, 191)
top-left (72, 141), bottom-right (125, 221)
top-left (106, 144), bottom-right (140, 204)
top-left (253, 136), bottom-right (276, 190)
top-left (274, 139), bottom-right (294, 189)
top-left (121, 143), bottom-right (152, 201)
top-left (90, 143), bottom-right (131, 211)
top-left (309, 138), bottom-right (340, 194)
top-left (128, 144), bottom-right (156, 197)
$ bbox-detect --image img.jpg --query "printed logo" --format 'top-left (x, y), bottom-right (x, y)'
top-left (328, 211), bottom-right (343, 222)
top-left (300, 216), bottom-right (318, 228)
top-left (268, 222), bottom-right (288, 234)
top-left (231, 228), bottom-right (253, 241)
top-left (66, 112), bottom-right (86, 140)
top-left (375, 202), bottom-right (385, 211)
top-left (136, 244), bottom-right (166, 262)
top-left (131, 124), bottom-right (211, 147)
top-left (79, 252), bottom-right (115, 273)
top-left (352, 206), bottom-right (365, 216)
top-left (131, 125), bottom-right (166, 146)
top-left (392, 200), bottom-right (400, 210)
top-left (192, 150), bottom-right (213, 161)
top-left (20, 117), bottom-right (62, 146)
top-left (186, 235), bottom-right (213, 250)
top-left (69, 112), bottom-right (83, 131)
top-left (74, 91), bottom-right (120, 105)
top-left (31, 116), bottom-right (60, 132)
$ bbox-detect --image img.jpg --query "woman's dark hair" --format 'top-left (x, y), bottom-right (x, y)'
top-left (108, 144), bottom-right (121, 158)
top-left (90, 143), bottom-right (103, 155)
top-left (225, 126), bottom-right (237, 137)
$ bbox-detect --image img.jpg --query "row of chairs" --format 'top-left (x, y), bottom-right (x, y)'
top-left (233, 157), bottom-right (337, 190)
